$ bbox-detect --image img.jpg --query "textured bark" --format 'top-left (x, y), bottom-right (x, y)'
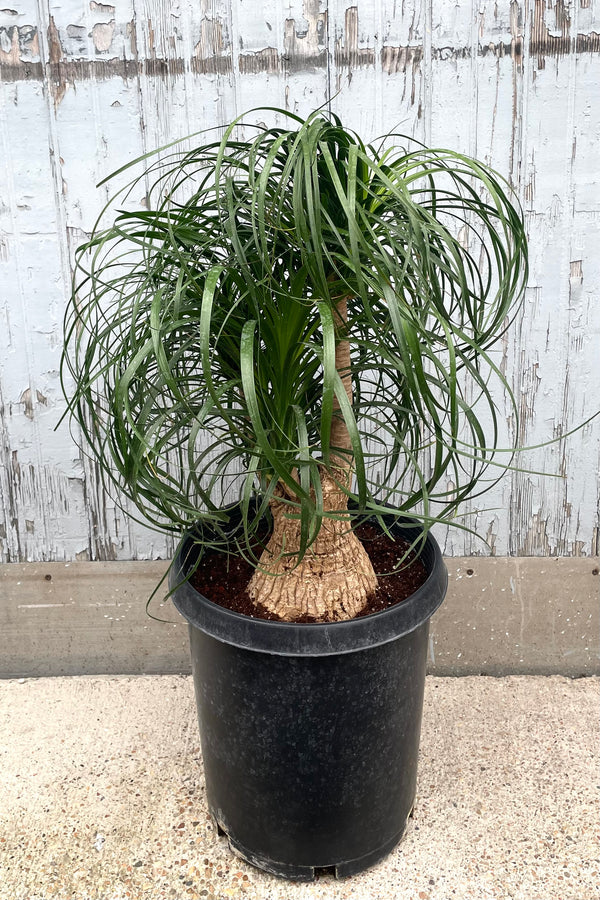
top-left (247, 296), bottom-right (378, 622)
top-left (329, 296), bottom-right (353, 467)
top-left (247, 471), bottom-right (378, 621)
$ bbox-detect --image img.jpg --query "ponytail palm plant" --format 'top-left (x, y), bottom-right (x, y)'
top-left (62, 108), bottom-right (527, 622)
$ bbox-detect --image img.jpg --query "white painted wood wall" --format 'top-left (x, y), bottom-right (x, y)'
top-left (1, 0), bottom-right (598, 563)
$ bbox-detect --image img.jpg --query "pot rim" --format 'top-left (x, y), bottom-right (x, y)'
top-left (170, 508), bottom-right (447, 657)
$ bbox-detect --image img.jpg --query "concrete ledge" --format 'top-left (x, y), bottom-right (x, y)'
top-left (1, 557), bottom-right (598, 678)
top-left (432, 557), bottom-right (600, 675)
top-left (0, 561), bottom-right (190, 679)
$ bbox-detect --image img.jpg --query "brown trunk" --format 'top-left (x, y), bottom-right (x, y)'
top-left (329, 296), bottom-right (353, 468)
top-left (247, 296), bottom-right (378, 622)
top-left (247, 470), bottom-right (377, 621)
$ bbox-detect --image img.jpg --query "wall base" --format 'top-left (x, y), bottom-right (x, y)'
top-left (1, 557), bottom-right (598, 678)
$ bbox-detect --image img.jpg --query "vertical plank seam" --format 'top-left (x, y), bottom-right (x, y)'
top-left (326, 0), bottom-right (332, 110)
top-left (9, 0), bottom-right (73, 560)
top-left (558, 0), bottom-right (581, 552)
top-left (374, 0), bottom-right (383, 135)
top-left (509, 0), bottom-right (531, 556)
top-left (422, 0), bottom-right (432, 146)
top-left (130, 0), bottom-right (151, 202)
top-left (469, 0), bottom-right (479, 162)
top-left (465, 0), bottom-right (480, 554)
top-left (179, 2), bottom-right (194, 139)
top-left (229, 0), bottom-right (242, 121)
top-left (0, 106), bottom-right (24, 560)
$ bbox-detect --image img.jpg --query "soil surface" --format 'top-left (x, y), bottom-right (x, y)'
top-left (190, 522), bottom-right (428, 623)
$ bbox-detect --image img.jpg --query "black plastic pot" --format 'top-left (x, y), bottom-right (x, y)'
top-left (170, 510), bottom-right (447, 881)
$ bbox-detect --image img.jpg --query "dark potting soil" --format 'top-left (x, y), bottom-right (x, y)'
top-left (190, 522), bottom-right (429, 623)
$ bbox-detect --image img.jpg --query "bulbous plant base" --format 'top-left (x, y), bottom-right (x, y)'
top-left (247, 472), bottom-right (378, 621)
top-left (247, 523), bottom-right (377, 621)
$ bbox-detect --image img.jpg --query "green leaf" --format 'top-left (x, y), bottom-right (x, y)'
top-left (62, 107), bottom-right (529, 557)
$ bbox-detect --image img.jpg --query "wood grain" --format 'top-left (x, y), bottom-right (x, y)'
top-left (1, 1), bottom-right (598, 562)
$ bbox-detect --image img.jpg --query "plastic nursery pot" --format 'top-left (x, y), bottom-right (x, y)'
top-left (170, 508), bottom-right (447, 881)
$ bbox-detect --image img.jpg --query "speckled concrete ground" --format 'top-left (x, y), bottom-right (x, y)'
top-left (1, 675), bottom-right (598, 900)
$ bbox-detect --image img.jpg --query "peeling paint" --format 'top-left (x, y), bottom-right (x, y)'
top-left (569, 259), bottom-right (583, 281)
top-left (46, 16), bottom-right (68, 107)
top-left (335, 7), bottom-right (374, 68)
top-left (381, 44), bottom-right (422, 76)
top-left (91, 20), bottom-right (115, 53)
top-left (19, 387), bottom-right (34, 419)
top-left (90, 1), bottom-right (115, 13)
top-left (1, 5), bottom-right (599, 86)
top-left (283, 0), bottom-right (327, 71)
top-left (485, 520), bottom-right (498, 557)
top-left (47, 16), bottom-right (63, 65)
top-left (0, 23), bottom-right (38, 66)
top-left (528, 0), bottom-right (595, 67)
top-left (66, 24), bottom-right (86, 39)
top-left (239, 46), bottom-right (279, 74)
top-left (193, 7), bottom-right (230, 73)
top-left (0, 0), bottom-right (598, 562)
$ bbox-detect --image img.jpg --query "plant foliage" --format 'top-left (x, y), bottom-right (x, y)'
top-left (62, 108), bottom-right (528, 554)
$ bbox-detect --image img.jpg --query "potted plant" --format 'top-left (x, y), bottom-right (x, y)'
top-left (62, 108), bottom-right (528, 880)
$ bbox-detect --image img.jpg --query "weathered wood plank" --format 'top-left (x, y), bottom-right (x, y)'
top-left (506, 2), bottom-right (599, 559)
top-left (0, 0), bottom-right (598, 564)
top-left (0, 69), bottom-right (89, 562)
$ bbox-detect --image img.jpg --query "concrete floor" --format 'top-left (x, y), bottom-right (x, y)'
top-left (1, 675), bottom-right (598, 900)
